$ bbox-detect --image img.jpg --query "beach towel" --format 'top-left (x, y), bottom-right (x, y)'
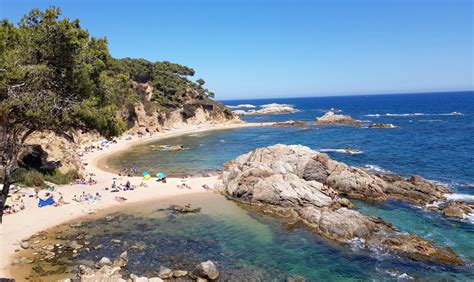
top-left (38, 196), bottom-right (55, 208)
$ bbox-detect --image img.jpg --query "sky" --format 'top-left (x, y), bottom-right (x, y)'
top-left (1, 0), bottom-right (473, 99)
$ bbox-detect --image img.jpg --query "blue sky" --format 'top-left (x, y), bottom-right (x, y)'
top-left (2, 0), bottom-right (473, 99)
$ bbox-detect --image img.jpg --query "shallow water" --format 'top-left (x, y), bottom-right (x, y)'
top-left (93, 92), bottom-right (474, 280)
top-left (13, 193), bottom-right (474, 281)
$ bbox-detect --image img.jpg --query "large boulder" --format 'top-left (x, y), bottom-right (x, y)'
top-left (191, 260), bottom-right (219, 280)
top-left (217, 144), bottom-right (463, 265)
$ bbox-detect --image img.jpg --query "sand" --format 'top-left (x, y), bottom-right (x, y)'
top-left (0, 121), bottom-right (272, 278)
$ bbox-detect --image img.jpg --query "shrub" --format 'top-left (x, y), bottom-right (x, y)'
top-left (23, 170), bottom-right (45, 187)
top-left (44, 169), bottom-right (78, 185)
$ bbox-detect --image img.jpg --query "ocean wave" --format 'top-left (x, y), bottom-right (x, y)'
top-left (446, 193), bottom-right (474, 202)
top-left (319, 148), bottom-right (364, 155)
top-left (418, 119), bottom-right (443, 123)
top-left (360, 164), bottom-right (392, 174)
top-left (363, 112), bottom-right (463, 117)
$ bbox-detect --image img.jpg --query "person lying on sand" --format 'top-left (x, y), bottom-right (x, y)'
top-left (202, 184), bottom-right (211, 190)
top-left (114, 196), bottom-right (127, 203)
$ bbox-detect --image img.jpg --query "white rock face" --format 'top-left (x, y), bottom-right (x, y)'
top-left (233, 103), bottom-right (300, 115)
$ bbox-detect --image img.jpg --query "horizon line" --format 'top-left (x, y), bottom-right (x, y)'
top-left (218, 89), bottom-right (474, 101)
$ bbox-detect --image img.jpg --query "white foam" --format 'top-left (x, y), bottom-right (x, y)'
top-left (446, 193), bottom-right (474, 202)
top-left (363, 112), bottom-right (463, 117)
top-left (361, 164), bottom-right (392, 174)
top-left (319, 148), bottom-right (364, 155)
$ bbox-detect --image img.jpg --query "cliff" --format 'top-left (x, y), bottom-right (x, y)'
top-left (21, 82), bottom-right (240, 176)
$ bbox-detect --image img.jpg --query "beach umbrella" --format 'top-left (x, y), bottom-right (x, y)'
top-left (156, 173), bottom-right (167, 179)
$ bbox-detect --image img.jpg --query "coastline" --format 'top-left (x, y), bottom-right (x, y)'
top-left (0, 121), bottom-right (273, 279)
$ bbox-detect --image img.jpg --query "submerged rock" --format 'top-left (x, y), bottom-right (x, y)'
top-left (168, 204), bottom-right (201, 213)
top-left (368, 123), bottom-right (396, 128)
top-left (217, 144), bottom-right (463, 265)
top-left (315, 111), bottom-right (362, 127)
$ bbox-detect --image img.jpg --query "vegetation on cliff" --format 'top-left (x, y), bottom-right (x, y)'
top-left (0, 7), bottom-right (229, 222)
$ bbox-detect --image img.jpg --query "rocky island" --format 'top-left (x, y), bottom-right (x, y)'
top-left (216, 144), bottom-right (467, 264)
top-left (233, 103), bottom-right (300, 115)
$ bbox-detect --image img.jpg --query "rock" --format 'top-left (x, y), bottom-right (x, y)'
top-left (81, 265), bottom-right (124, 282)
top-left (192, 260), bottom-right (219, 280)
top-left (169, 145), bottom-right (184, 151)
top-left (169, 204), bottom-right (201, 213)
top-left (315, 111), bottom-right (362, 127)
top-left (272, 120), bottom-right (307, 127)
top-left (97, 257), bottom-right (112, 267)
top-left (114, 251), bottom-right (128, 267)
top-left (158, 266), bottom-right (173, 279)
top-left (442, 201), bottom-right (472, 219)
top-left (226, 104), bottom-right (256, 109)
top-left (173, 270), bottom-right (188, 277)
top-left (111, 239), bottom-right (123, 244)
top-left (235, 103), bottom-right (300, 115)
top-left (148, 278), bottom-right (164, 282)
top-left (68, 240), bottom-right (83, 249)
top-left (368, 123), bottom-right (395, 128)
top-left (20, 241), bottom-right (30, 249)
top-left (218, 144), bottom-right (463, 265)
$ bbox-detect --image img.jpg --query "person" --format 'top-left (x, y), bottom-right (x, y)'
top-left (202, 184), bottom-right (211, 190)
top-left (112, 181), bottom-right (117, 189)
top-left (34, 187), bottom-right (40, 198)
top-left (114, 196), bottom-right (127, 203)
top-left (125, 181), bottom-right (131, 190)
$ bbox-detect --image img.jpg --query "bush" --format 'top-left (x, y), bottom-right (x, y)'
top-left (23, 170), bottom-right (45, 187)
top-left (44, 169), bottom-right (78, 185)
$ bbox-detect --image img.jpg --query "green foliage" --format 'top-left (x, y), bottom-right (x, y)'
top-left (0, 7), bottom-right (126, 139)
top-left (44, 169), bottom-right (78, 185)
top-left (22, 170), bottom-right (45, 187)
top-left (10, 168), bottom-right (77, 186)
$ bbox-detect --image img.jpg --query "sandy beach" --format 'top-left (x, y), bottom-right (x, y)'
top-left (0, 121), bottom-right (272, 278)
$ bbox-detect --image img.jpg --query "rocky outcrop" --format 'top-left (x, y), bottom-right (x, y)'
top-left (315, 111), bottom-right (362, 127)
top-left (302, 153), bottom-right (450, 205)
top-left (441, 201), bottom-right (473, 219)
top-left (234, 103), bottom-right (300, 115)
top-left (216, 144), bottom-right (463, 265)
top-left (272, 120), bottom-right (308, 128)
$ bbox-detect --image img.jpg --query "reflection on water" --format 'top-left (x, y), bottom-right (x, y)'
top-left (12, 193), bottom-right (474, 281)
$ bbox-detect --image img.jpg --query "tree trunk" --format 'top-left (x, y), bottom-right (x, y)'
top-left (0, 165), bottom-right (12, 224)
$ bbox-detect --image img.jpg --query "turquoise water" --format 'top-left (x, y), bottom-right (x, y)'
top-left (38, 194), bottom-right (474, 281)
top-left (102, 92), bottom-right (474, 280)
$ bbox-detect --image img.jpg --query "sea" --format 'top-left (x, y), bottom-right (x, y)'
top-left (25, 91), bottom-right (474, 280)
